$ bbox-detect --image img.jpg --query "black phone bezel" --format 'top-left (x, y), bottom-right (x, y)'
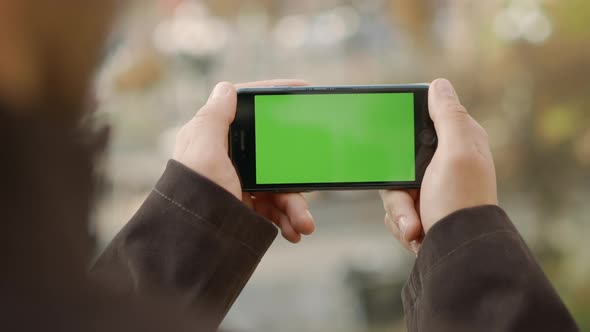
top-left (230, 84), bottom-right (437, 192)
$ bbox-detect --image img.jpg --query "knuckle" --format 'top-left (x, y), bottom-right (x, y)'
top-left (447, 103), bottom-right (469, 117)
top-left (193, 110), bottom-right (218, 128)
top-left (438, 103), bottom-right (470, 125)
top-left (196, 105), bottom-right (214, 119)
top-left (391, 213), bottom-right (404, 224)
top-left (197, 103), bottom-right (231, 125)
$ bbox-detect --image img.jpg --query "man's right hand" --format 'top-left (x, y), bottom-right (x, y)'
top-left (380, 79), bottom-right (498, 253)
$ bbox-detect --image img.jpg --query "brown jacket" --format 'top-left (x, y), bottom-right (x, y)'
top-left (1, 109), bottom-right (579, 331)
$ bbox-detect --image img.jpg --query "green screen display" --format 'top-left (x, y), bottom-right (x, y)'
top-left (254, 93), bottom-right (415, 184)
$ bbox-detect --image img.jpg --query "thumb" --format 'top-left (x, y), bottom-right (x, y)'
top-left (192, 82), bottom-right (237, 146)
top-left (428, 79), bottom-right (472, 146)
top-left (199, 81), bottom-right (237, 125)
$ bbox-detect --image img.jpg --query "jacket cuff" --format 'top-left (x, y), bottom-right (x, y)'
top-left (403, 205), bottom-right (517, 306)
top-left (154, 159), bottom-right (278, 258)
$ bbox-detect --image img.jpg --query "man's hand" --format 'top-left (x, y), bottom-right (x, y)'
top-left (380, 79), bottom-right (498, 253)
top-left (173, 79), bottom-right (315, 243)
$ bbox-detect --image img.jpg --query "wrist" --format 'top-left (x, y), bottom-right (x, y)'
top-left (424, 203), bottom-right (500, 234)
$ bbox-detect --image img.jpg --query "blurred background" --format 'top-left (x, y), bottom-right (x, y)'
top-left (93, 0), bottom-right (590, 331)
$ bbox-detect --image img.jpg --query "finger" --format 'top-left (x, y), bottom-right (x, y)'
top-left (253, 198), bottom-right (301, 243)
top-left (257, 192), bottom-right (315, 235)
top-left (428, 79), bottom-right (492, 162)
top-left (428, 79), bottom-right (476, 146)
top-left (380, 190), bottom-right (422, 243)
top-left (192, 82), bottom-right (237, 148)
top-left (385, 213), bottom-right (421, 255)
top-left (384, 213), bottom-right (413, 252)
top-left (384, 213), bottom-right (401, 242)
top-left (200, 81), bottom-right (237, 123)
top-left (235, 79), bottom-right (310, 89)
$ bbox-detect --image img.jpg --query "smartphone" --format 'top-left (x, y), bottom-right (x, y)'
top-left (230, 84), bottom-right (437, 192)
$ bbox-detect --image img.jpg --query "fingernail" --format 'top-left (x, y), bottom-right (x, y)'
top-left (306, 209), bottom-right (313, 221)
top-left (398, 216), bottom-right (408, 240)
top-left (435, 79), bottom-right (456, 98)
top-left (410, 241), bottom-right (420, 256)
top-left (209, 82), bottom-right (232, 101)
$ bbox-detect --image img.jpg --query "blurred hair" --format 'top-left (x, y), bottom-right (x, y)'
top-left (0, 0), bottom-right (118, 112)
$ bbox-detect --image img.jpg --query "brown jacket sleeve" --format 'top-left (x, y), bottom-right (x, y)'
top-left (403, 205), bottom-right (579, 332)
top-left (92, 160), bottom-right (278, 331)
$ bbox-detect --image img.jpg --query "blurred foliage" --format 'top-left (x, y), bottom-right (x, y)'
top-left (502, 3), bottom-right (588, 329)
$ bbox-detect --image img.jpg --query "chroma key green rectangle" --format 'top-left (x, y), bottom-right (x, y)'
top-left (254, 93), bottom-right (416, 184)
